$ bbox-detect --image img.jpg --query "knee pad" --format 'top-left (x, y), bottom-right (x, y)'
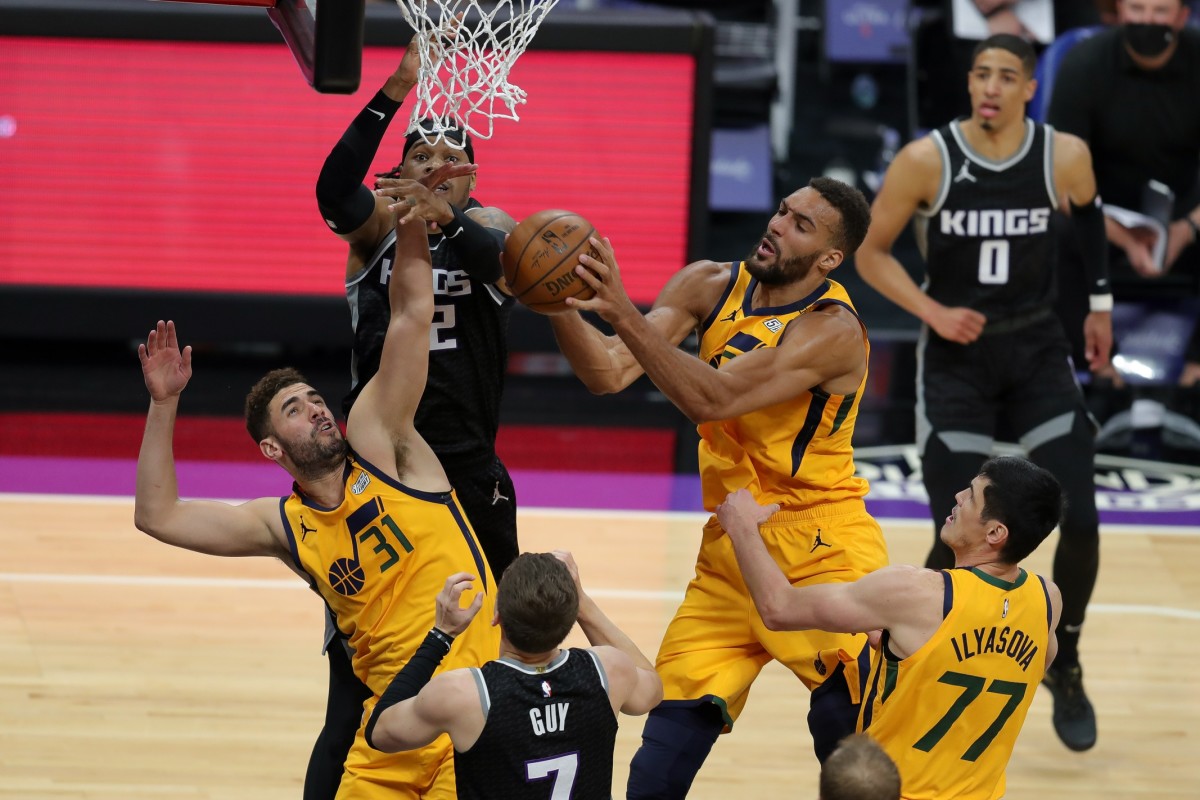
top-left (627, 705), bottom-right (724, 800)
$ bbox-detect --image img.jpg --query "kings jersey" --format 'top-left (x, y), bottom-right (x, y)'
top-left (860, 567), bottom-right (1053, 799)
top-left (697, 265), bottom-right (871, 512)
top-left (280, 451), bottom-right (500, 695)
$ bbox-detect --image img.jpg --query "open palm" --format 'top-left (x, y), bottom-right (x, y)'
top-left (138, 320), bottom-right (193, 401)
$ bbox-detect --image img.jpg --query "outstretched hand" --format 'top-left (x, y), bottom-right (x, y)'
top-left (434, 572), bottom-right (485, 637)
top-left (716, 488), bottom-right (779, 538)
top-left (565, 236), bottom-right (638, 324)
top-left (375, 162), bottom-right (478, 228)
top-left (138, 320), bottom-right (192, 403)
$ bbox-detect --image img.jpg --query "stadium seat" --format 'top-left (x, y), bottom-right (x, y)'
top-left (1028, 25), bottom-right (1103, 123)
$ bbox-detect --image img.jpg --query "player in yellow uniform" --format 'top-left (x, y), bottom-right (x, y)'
top-left (719, 456), bottom-right (1064, 799)
top-left (134, 163), bottom-right (500, 799)
top-left (549, 178), bottom-right (886, 796)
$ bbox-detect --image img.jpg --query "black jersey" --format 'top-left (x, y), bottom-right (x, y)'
top-left (344, 198), bottom-right (515, 465)
top-left (456, 648), bottom-right (619, 800)
top-left (917, 119), bottom-right (1059, 323)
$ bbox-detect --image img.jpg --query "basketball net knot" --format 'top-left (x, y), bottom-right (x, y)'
top-left (395, 0), bottom-right (559, 149)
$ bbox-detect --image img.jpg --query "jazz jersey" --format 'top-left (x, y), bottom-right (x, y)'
top-left (697, 265), bottom-right (871, 511)
top-left (859, 567), bottom-right (1053, 799)
top-left (916, 119), bottom-right (1059, 322)
top-left (455, 648), bottom-right (618, 800)
top-left (280, 450), bottom-right (500, 695)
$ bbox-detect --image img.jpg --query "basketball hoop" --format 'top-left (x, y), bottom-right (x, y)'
top-left (394, 0), bottom-right (558, 149)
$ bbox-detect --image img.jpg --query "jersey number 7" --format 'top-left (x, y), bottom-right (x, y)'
top-left (913, 670), bottom-right (1027, 761)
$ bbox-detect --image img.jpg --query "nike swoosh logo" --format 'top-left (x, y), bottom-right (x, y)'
top-left (367, 108), bottom-right (385, 120)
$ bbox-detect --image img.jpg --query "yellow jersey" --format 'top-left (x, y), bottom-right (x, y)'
top-left (697, 265), bottom-right (871, 511)
top-left (281, 450), bottom-right (500, 696)
top-left (859, 567), bottom-right (1053, 800)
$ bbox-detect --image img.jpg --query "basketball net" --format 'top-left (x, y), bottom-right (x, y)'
top-left (394, 0), bottom-right (558, 148)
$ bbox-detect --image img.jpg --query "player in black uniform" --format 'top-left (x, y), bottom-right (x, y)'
top-left (365, 552), bottom-right (663, 799)
top-left (856, 34), bottom-right (1110, 753)
top-left (309, 38), bottom-right (519, 800)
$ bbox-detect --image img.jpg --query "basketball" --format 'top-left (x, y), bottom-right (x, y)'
top-left (502, 209), bottom-right (599, 314)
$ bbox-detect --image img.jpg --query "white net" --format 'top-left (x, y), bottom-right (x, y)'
top-left (394, 0), bottom-right (559, 149)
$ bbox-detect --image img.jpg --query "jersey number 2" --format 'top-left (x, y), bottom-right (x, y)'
top-left (912, 670), bottom-right (1027, 761)
top-left (978, 240), bottom-right (1010, 285)
top-left (525, 753), bottom-right (578, 798)
top-left (431, 303), bottom-right (457, 351)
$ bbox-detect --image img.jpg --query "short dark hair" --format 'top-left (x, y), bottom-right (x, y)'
top-left (375, 119), bottom-right (475, 180)
top-left (244, 367), bottom-right (308, 443)
top-left (809, 176), bottom-right (871, 256)
top-left (496, 553), bottom-right (579, 654)
top-left (978, 456), bottom-right (1064, 563)
top-left (972, 33), bottom-right (1038, 78)
top-left (820, 734), bottom-right (901, 800)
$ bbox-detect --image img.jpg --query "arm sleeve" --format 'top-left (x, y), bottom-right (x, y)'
top-left (442, 205), bottom-right (505, 284)
top-left (363, 628), bottom-right (452, 750)
top-left (1071, 195), bottom-right (1112, 305)
top-left (315, 89), bottom-right (403, 234)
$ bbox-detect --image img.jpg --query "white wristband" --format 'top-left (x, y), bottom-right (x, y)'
top-left (1089, 294), bottom-right (1114, 313)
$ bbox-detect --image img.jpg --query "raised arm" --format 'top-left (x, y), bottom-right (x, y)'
top-left (552, 551), bottom-right (663, 716)
top-left (134, 321), bottom-right (286, 558)
top-left (857, 138), bottom-right (987, 344)
top-left (548, 257), bottom-right (723, 395)
top-left (346, 168), bottom-right (454, 486)
top-left (315, 38), bottom-right (419, 263)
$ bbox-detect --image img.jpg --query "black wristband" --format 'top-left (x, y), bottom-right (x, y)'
top-left (364, 628), bottom-right (454, 750)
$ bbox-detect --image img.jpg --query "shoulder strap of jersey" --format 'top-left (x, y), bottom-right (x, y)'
top-left (698, 261), bottom-right (744, 336)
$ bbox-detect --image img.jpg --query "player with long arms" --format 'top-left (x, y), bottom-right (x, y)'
top-left (134, 163), bottom-right (499, 799)
top-left (549, 177), bottom-right (888, 797)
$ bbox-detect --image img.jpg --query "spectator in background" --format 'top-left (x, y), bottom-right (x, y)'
top-left (1048, 0), bottom-right (1200, 386)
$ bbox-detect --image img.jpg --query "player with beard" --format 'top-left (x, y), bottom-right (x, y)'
top-left (548, 177), bottom-right (889, 797)
top-left (133, 164), bottom-right (501, 799)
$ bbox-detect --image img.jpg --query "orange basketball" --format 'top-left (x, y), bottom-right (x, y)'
top-left (502, 209), bottom-right (599, 314)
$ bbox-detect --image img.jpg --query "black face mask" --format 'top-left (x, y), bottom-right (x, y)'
top-left (1123, 23), bottom-right (1175, 58)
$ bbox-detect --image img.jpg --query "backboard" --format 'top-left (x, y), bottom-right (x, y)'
top-left (158, 0), bottom-right (365, 92)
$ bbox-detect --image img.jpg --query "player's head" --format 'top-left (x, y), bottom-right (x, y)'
top-left (244, 368), bottom-right (346, 479)
top-left (819, 734), bottom-right (901, 800)
top-left (375, 120), bottom-right (476, 209)
top-left (495, 553), bottom-right (579, 654)
top-left (1118, 0), bottom-right (1189, 62)
top-left (746, 177), bottom-right (870, 286)
top-left (968, 35), bottom-right (1037, 131)
top-left (940, 456), bottom-right (1063, 564)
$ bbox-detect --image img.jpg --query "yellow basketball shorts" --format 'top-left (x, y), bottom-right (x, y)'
top-left (655, 497), bottom-right (889, 729)
top-left (335, 697), bottom-right (456, 800)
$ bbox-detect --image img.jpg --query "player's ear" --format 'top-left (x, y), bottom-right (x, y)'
top-left (986, 520), bottom-right (1009, 550)
top-left (468, 174), bottom-right (477, 191)
top-left (259, 437), bottom-right (283, 462)
top-left (821, 249), bottom-right (844, 271)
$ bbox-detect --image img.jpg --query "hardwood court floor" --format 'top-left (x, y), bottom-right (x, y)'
top-left (1, 495), bottom-right (1197, 798)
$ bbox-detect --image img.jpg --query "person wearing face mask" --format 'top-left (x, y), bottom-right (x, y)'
top-left (1048, 0), bottom-right (1200, 387)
